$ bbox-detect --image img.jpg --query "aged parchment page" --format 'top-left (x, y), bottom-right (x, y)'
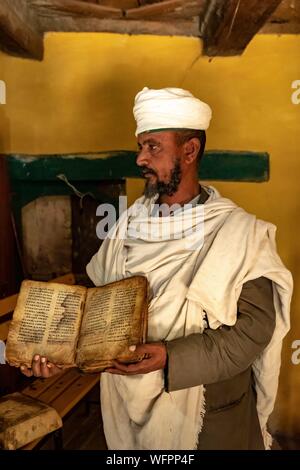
top-left (76, 276), bottom-right (148, 372)
top-left (6, 280), bottom-right (86, 367)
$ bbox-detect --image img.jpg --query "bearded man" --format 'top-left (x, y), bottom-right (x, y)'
top-left (22, 87), bottom-right (293, 450)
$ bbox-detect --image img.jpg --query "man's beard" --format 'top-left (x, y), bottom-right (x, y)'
top-left (141, 159), bottom-right (182, 198)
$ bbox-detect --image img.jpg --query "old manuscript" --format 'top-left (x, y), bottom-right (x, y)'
top-left (6, 276), bottom-right (148, 373)
top-left (0, 392), bottom-right (62, 450)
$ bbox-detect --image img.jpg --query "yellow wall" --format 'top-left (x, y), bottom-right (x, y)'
top-left (0, 32), bottom-right (299, 436)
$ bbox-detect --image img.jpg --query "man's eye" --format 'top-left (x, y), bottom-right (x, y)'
top-left (149, 145), bottom-right (158, 151)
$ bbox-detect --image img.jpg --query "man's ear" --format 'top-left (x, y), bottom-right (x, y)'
top-left (183, 138), bottom-right (200, 165)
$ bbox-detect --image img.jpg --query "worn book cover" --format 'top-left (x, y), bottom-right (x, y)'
top-left (6, 276), bottom-right (148, 373)
top-left (0, 392), bottom-right (62, 450)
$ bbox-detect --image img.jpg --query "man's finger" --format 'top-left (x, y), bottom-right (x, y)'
top-left (32, 354), bottom-right (42, 377)
top-left (46, 362), bottom-right (63, 377)
top-left (129, 344), bottom-right (147, 354)
top-left (20, 364), bottom-right (33, 377)
top-left (40, 357), bottom-right (51, 378)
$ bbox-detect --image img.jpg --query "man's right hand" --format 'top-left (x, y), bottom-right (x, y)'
top-left (20, 355), bottom-right (63, 378)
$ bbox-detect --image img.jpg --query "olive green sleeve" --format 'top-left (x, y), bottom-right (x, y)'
top-left (165, 277), bottom-right (276, 392)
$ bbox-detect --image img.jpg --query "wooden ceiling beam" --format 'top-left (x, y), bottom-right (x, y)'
top-left (0, 0), bottom-right (44, 60)
top-left (30, 0), bottom-right (123, 19)
top-left (31, 0), bottom-right (202, 36)
top-left (97, 1), bottom-right (139, 8)
top-left (126, 0), bottom-right (188, 19)
top-left (260, 0), bottom-right (300, 34)
top-left (142, 1), bottom-right (206, 21)
top-left (37, 15), bottom-right (200, 36)
top-left (201, 0), bottom-right (284, 56)
top-left (138, 1), bottom-right (162, 5)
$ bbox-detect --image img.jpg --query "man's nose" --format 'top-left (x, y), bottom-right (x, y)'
top-left (136, 148), bottom-right (149, 167)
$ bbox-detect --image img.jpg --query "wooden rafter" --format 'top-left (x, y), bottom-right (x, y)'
top-left (200, 0), bottom-right (284, 56)
top-left (0, 0), bottom-right (44, 60)
top-left (35, 16), bottom-right (200, 36)
top-left (30, 0), bottom-right (123, 19)
top-left (126, 0), bottom-right (204, 20)
top-left (97, 1), bottom-right (139, 7)
top-left (29, 0), bottom-right (202, 36)
top-left (126, 0), bottom-right (187, 19)
top-left (261, 0), bottom-right (300, 34)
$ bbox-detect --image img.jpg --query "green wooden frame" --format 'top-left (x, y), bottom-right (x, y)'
top-left (6, 149), bottom-right (269, 237)
top-left (7, 150), bottom-right (269, 184)
top-left (5, 150), bottom-right (269, 284)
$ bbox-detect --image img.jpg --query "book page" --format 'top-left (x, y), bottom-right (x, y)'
top-left (76, 276), bottom-right (148, 371)
top-left (6, 280), bottom-right (86, 368)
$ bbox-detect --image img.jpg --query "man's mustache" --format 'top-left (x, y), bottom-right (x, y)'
top-left (140, 167), bottom-right (157, 178)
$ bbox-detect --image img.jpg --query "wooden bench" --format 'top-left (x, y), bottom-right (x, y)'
top-left (0, 273), bottom-right (100, 450)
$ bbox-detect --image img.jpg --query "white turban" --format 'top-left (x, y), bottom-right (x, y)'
top-left (133, 87), bottom-right (212, 136)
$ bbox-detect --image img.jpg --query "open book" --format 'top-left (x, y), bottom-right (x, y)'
top-left (6, 276), bottom-right (148, 373)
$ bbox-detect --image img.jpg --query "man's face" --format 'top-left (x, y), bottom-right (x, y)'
top-left (136, 131), bottom-right (183, 198)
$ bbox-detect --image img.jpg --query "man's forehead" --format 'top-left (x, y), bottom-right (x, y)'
top-left (137, 130), bottom-right (178, 144)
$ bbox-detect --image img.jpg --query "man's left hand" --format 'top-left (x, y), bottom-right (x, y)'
top-left (105, 342), bottom-right (167, 375)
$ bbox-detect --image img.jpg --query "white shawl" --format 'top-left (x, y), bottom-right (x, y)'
top-left (86, 186), bottom-right (292, 450)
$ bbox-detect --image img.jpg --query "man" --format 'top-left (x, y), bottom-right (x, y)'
top-left (21, 87), bottom-right (292, 450)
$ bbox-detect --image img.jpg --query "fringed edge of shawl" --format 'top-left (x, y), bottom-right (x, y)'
top-left (262, 426), bottom-right (273, 450)
top-left (193, 385), bottom-right (206, 450)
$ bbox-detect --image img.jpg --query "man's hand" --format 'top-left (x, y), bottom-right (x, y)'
top-left (20, 355), bottom-right (63, 378)
top-left (105, 342), bottom-right (167, 375)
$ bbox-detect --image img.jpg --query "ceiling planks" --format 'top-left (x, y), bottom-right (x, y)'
top-left (97, 1), bottom-right (139, 7)
top-left (29, 0), bottom-right (203, 36)
top-left (126, 1), bottom-right (191, 19)
top-left (1, 0), bottom-right (297, 60)
top-left (200, 0), bottom-right (283, 56)
top-left (260, 0), bottom-right (300, 34)
top-left (30, 0), bottom-right (123, 19)
top-left (37, 15), bottom-right (200, 36)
